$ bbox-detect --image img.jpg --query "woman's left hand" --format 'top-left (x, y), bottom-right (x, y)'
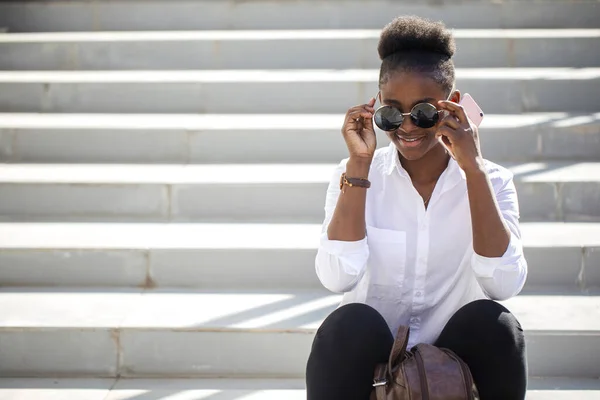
top-left (436, 100), bottom-right (485, 174)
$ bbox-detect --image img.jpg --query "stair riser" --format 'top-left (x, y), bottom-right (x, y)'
top-left (1, 181), bottom-right (598, 222)
top-left (0, 329), bottom-right (597, 378)
top-left (1, 246), bottom-right (597, 291)
top-left (2, 37), bottom-right (599, 70)
top-left (2, 124), bottom-right (599, 164)
top-left (0, 79), bottom-right (598, 114)
top-left (1, 1), bottom-right (599, 31)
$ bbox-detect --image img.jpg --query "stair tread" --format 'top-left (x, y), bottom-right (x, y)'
top-left (0, 287), bottom-right (598, 332)
top-left (2, 29), bottom-right (600, 42)
top-left (0, 377), bottom-right (599, 399)
top-left (0, 68), bottom-right (599, 82)
top-left (0, 112), bottom-right (597, 129)
top-left (1, 161), bottom-right (599, 184)
top-left (1, 377), bottom-right (599, 399)
top-left (1, 222), bottom-right (599, 249)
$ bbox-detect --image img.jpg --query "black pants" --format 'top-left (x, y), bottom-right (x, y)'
top-left (306, 300), bottom-right (527, 400)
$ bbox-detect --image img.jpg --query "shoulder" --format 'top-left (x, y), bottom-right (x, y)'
top-left (482, 159), bottom-right (515, 191)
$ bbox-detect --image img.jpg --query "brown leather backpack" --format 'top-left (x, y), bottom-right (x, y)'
top-left (371, 326), bottom-right (480, 400)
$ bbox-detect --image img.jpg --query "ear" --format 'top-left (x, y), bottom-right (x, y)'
top-left (450, 89), bottom-right (461, 104)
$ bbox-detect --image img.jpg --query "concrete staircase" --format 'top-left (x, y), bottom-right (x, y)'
top-left (0, 0), bottom-right (599, 398)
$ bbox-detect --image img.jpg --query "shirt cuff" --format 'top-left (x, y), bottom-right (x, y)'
top-left (319, 232), bottom-right (368, 256)
top-left (471, 232), bottom-right (522, 278)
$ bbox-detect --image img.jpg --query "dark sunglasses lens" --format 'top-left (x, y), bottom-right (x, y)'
top-left (411, 103), bottom-right (439, 128)
top-left (374, 106), bottom-right (403, 131)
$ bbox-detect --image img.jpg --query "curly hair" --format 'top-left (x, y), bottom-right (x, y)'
top-left (378, 16), bottom-right (456, 94)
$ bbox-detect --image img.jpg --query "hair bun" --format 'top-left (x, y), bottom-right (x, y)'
top-left (378, 16), bottom-right (456, 61)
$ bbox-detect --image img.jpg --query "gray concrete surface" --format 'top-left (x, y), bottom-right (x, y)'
top-left (1, 30), bottom-right (599, 70)
top-left (0, 163), bottom-right (598, 222)
top-left (2, 378), bottom-right (598, 399)
top-left (0, 113), bottom-right (599, 164)
top-left (1, 1), bottom-right (599, 31)
top-left (0, 288), bottom-right (598, 378)
top-left (0, 222), bottom-right (598, 290)
top-left (0, 0), bottom-right (599, 389)
top-left (0, 69), bottom-right (598, 113)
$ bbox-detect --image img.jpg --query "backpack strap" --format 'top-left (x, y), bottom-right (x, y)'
top-left (388, 325), bottom-right (410, 373)
top-left (372, 364), bottom-right (388, 400)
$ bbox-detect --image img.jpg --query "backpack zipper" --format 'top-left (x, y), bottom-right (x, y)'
top-left (414, 348), bottom-right (430, 400)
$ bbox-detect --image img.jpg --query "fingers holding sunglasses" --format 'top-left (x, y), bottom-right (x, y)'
top-left (439, 114), bottom-right (461, 131)
top-left (436, 120), bottom-right (483, 173)
top-left (342, 100), bottom-right (378, 161)
top-left (438, 100), bottom-right (469, 125)
top-left (435, 125), bottom-right (458, 159)
top-left (347, 108), bottom-right (374, 123)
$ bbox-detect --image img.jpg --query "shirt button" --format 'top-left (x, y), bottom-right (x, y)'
top-left (416, 291), bottom-right (422, 297)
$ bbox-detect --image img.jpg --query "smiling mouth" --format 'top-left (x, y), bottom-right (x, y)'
top-left (394, 134), bottom-right (427, 148)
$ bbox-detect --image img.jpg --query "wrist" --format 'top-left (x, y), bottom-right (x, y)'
top-left (464, 164), bottom-right (487, 179)
top-left (347, 157), bottom-right (372, 177)
top-left (462, 157), bottom-right (486, 177)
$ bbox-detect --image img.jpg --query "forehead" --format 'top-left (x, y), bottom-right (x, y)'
top-left (380, 71), bottom-right (446, 108)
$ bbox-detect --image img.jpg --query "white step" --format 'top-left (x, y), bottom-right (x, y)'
top-left (1, 113), bottom-right (599, 164)
top-left (0, 162), bottom-right (599, 222)
top-left (1, 30), bottom-right (598, 69)
top-left (1, 0), bottom-right (598, 31)
top-left (0, 222), bottom-right (598, 290)
top-left (0, 289), bottom-right (598, 378)
top-left (0, 69), bottom-right (598, 113)
top-left (1, 378), bottom-right (599, 400)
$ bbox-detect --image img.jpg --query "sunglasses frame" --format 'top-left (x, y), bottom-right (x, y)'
top-left (373, 91), bottom-right (448, 131)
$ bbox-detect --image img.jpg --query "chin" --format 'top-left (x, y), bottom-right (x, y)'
top-left (397, 149), bottom-right (427, 161)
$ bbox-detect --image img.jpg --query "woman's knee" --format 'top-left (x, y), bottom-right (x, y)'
top-left (315, 303), bottom-right (389, 339)
top-left (464, 300), bottom-right (522, 334)
top-left (311, 303), bottom-right (393, 354)
top-left (443, 299), bottom-right (525, 350)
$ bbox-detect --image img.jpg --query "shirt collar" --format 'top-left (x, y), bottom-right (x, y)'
top-left (384, 142), bottom-right (404, 177)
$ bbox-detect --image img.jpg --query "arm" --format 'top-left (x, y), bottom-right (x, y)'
top-left (316, 158), bottom-right (372, 293)
top-left (466, 167), bottom-right (527, 300)
top-left (327, 157), bottom-right (371, 242)
top-left (466, 167), bottom-right (510, 258)
top-left (316, 98), bottom-right (377, 293)
top-left (437, 98), bottom-right (527, 300)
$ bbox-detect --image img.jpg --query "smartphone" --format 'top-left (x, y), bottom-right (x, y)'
top-left (459, 93), bottom-right (484, 127)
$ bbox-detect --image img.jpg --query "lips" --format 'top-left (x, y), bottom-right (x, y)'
top-left (399, 136), bottom-right (425, 142)
top-left (396, 134), bottom-right (427, 148)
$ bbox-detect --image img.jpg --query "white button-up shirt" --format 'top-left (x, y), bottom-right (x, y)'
top-left (315, 142), bottom-right (528, 348)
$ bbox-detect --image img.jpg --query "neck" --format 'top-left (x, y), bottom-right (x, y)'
top-left (399, 144), bottom-right (450, 185)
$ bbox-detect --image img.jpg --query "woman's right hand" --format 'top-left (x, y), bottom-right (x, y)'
top-left (342, 97), bottom-right (377, 162)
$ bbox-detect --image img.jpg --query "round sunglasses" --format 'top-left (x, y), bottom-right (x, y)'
top-left (374, 97), bottom-right (445, 131)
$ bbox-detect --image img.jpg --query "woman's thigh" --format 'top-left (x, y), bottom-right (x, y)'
top-left (435, 299), bottom-right (528, 400)
top-left (306, 303), bottom-right (394, 400)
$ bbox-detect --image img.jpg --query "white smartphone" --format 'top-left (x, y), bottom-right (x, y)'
top-left (459, 93), bottom-right (484, 127)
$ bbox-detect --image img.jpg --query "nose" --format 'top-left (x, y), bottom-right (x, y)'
top-left (398, 114), bottom-right (419, 134)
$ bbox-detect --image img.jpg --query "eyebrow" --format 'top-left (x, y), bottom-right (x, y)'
top-left (383, 97), bottom-right (437, 111)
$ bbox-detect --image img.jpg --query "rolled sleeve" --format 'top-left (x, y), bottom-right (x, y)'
top-left (314, 159), bottom-right (370, 293)
top-left (471, 173), bottom-right (528, 301)
top-left (316, 233), bottom-right (369, 293)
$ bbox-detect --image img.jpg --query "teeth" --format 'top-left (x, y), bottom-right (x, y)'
top-left (401, 137), bottom-right (422, 142)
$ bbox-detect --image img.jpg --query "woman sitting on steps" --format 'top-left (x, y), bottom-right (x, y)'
top-left (306, 16), bottom-right (528, 400)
